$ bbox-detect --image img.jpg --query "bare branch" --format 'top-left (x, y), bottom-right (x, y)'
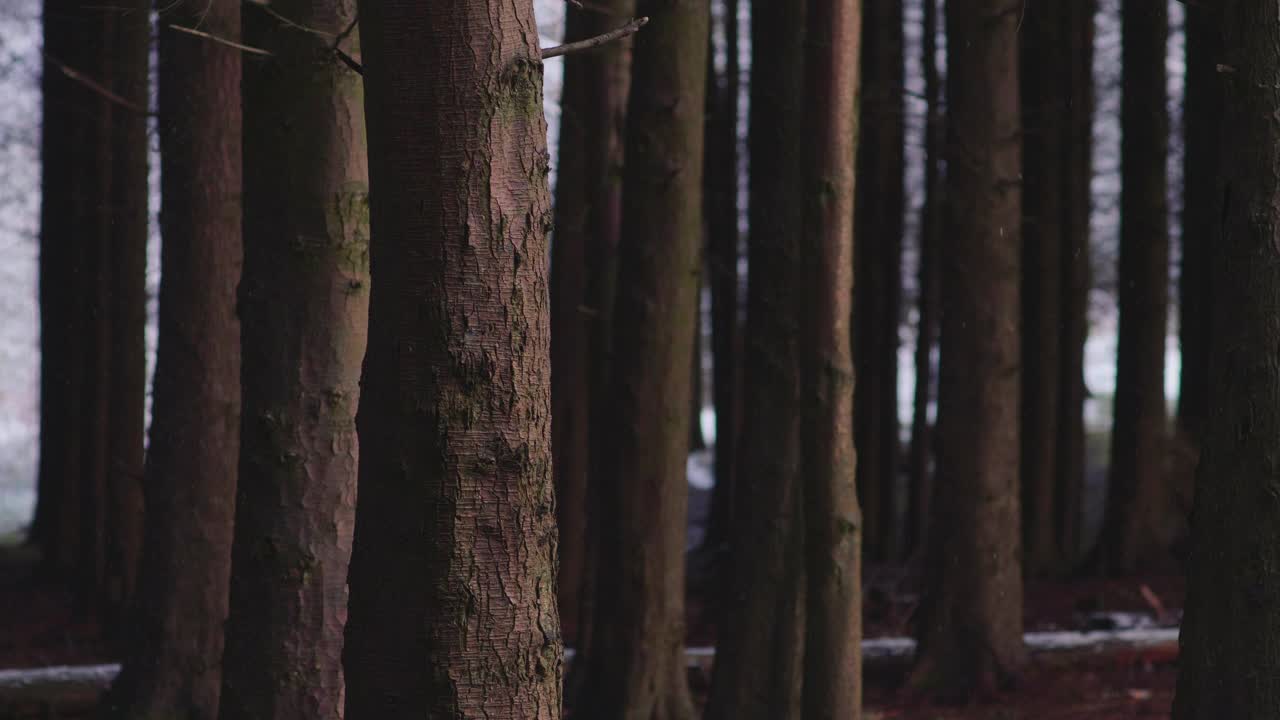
top-left (44, 52), bottom-right (150, 115)
top-left (167, 23), bottom-right (273, 56)
top-left (541, 16), bottom-right (648, 59)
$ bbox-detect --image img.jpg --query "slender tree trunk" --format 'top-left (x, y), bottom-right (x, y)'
top-left (703, 0), bottom-right (808, 713)
top-left (341, 0), bottom-right (561, 716)
top-left (551, 0), bottom-right (635, 683)
top-left (1100, 0), bottom-right (1171, 575)
top-left (1019, 0), bottom-right (1068, 577)
top-left (800, 0), bottom-right (862, 714)
top-left (575, 0), bottom-right (708, 717)
top-left (1172, 4), bottom-right (1280, 716)
top-left (853, 0), bottom-right (904, 561)
top-left (702, 0), bottom-right (741, 558)
top-left (103, 0), bottom-right (149, 615)
top-left (691, 301), bottom-right (706, 451)
top-left (35, 0), bottom-right (89, 572)
top-left (910, 0), bottom-right (1024, 697)
top-left (218, 2), bottom-right (367, 718)
top-left (1056, 0), bottom-right (1093, 564)
top-left (103, 0), bottom-right (242, 716)
top-left (906, 0), bottom-right (942, 559)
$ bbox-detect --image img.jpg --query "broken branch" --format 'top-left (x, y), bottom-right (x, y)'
top-left (541, 16), bottom-right (648, 59)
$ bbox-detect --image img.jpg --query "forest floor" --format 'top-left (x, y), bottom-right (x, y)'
top-left (1, 544), bottom-right (1183, 719)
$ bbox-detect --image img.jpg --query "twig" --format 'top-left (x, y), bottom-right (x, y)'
top-left (244, 0), bottom-right (340, 39)
top-left (334, 46), bottom-right (363, 75)
top-left (168, 23), bottom-right (273, 56)
top-left (43, 52), bottom-right (150, 115)
top-left (541, 16), bottom-right (648, 59)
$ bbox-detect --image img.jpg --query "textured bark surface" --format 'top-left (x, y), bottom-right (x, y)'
top-left (574, 0), bottom-right (708, 717)
top-left (853, 0), bottom-right (903, 562)
top-left (1172, 4), bottom-right (1280, 715)
top-left (35, 0), bottom-right (89, 572)
top-left (219, 2), bottom-right (367, 718)
top-left (911, 0), bottom-right (1024, 697)
top-left (906, 0), bottom-right (941, 559)
top-left (550, 0), bottom-right (635, 684)
top-left (800, 0), bottom-right (862, 715)
top-left (1100, 0), bottom-right (1172, 575)
top-left (103, 0), bottom-right (149, 614)
top-left (103, 0), bottom-right (243, 716)
top-left (703, 0), bottom-right (807, 715)
top-left (342, 0), bottom-right (561, 717)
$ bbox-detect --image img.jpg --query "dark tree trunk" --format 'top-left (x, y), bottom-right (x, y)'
top-left (218, 2), bottom-right (367, 718)
top-left (574, 0), bottom-right (708, 717)
top-left (35, 0), bottom-right (89, 572)
top-left (103, 1), bottom-right (243, 717)
top-left (701, 0), bottom-right (742, 558)
top-left (691, 292), bottom-right (706, 451)
top-left (703, 0), bottom-right (808, 713)
top-left (800, 0), bottom-right (863, 714)
top-left (910, 0), bottom-right (1024, 697)
top-left (551, 0), bottom-right (636, 652)
top-left (906, 0), bottom-right (942, 560)
top-left (1099, 0), bottom-right (1172, 575)
top-left (341, 0), bottom-right (561, 716)
top-left (1171, 4), bottom-right (1280, 716)
top-left (103, 0), bottom-right (149, 615)
top-left (1056, 0), bottom-right (1094, 564)
top-left (853, 0), bottom-right (904, 562)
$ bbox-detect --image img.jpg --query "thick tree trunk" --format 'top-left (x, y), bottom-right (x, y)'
top-left (574, 1), bottom-right (708, 717)
top-left (853, 0), bottom-right (904, 562)
top-left (701, 0), bottom-right (741, 558)
top-left (341, 0), bottom-right (561, 717)
top-left (1056, 0), bottom-right (1094, 564)
top-left (906, 0), bottom-right (942, 559)
top-left (550, 0), bottom-right (635, 652)
top-left (703, 0), bottom-right (808, 714)
top-left (103, 0), bottom-right (149, 615)
top-left (35, 0), bottom-right (89, 572)
top-left (1100, 0), bottom-right (1171, 575)
top-left (800, 0), bottom-right (862, 714)
top-left (102, 1), bottom-right (243, 716)
top-left (910, 0), bottom-right (1024, 697)
top-left (1171, 4), bottom-right (1280, 716)
top-left (218, 2), bottom-right (368, 718)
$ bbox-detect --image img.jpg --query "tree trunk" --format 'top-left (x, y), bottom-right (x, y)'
top-left (701, 0), bottom-right (741, 559)
top-left (853, 0), bottom-right (904, 562)
top-left (35, 0), bottom-right (89, 572)
top-left (341, 0), bottom-right (561, 716)
top-left (691, 302), bottom-right (707, 451)
top-left (703, 0), bottom-right (808, 713)
top-left (906, 0), bottom-right (942, 560)
top-left (800, 0), bottom-right (863, 714)
top-left (218, 2), bottom-right (367, 718)
top-left (574, 0), bottom-right (708, 717)
top-left (1099, 0), bottom-right (1171, 575)
top-left (551, 0), bottom-right (635, 682)
top-left (1056, 0), bottom-right (1094, 564)
top-left (1171, 4), bottom-right (1280, 716)
top-left (910, 0), bottom-right (1024, 697)
top-left (102, 0), bottom-right (243, 716)
top-left (103, 0), bottom-right (149, 616)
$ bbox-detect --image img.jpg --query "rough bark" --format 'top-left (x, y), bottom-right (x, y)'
top-left (218, 2), bottom-right (368, 718)
top-left (701, 0), bottom-right (741, 558)
top-left (1056, 0), bottom-right (1094, 564)
top-left (800, 0), bottom-right (863, 714)
top-left (550, 0), bottom-right (635, 687)
top-left (702, 0), bottom-right (808, 714)
top-left (906, 0), bottom-right (942, 559)
top-left (573, 0), bottom-right (708, 717)
top-left (102, 0), bottom-right (243, 716)
top-left (35, 0), bottom-right (89, 571)
top-left (910, 0), bottom-right (1025, 698)
top-left (853, 0), bottom-right (904, 561)
top-left (1171, 4), bottom-right (1280, 716)
top-left (103, 0), bottom-right (149, 615)
top-left (1099, 0), bottom-right (1171, 575)
top-left (341, 0), bottom-right (561, 717)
